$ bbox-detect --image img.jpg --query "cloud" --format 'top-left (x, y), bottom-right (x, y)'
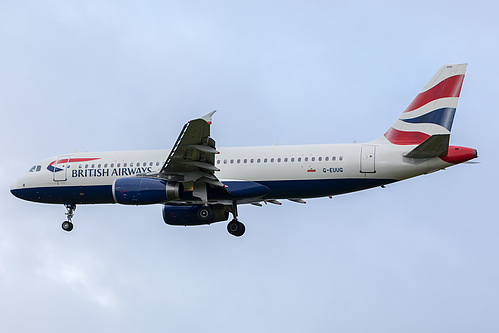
top-left (36, 245), bottom-right (117, 308)
top-left (1, 0), bottom-right (499, 332)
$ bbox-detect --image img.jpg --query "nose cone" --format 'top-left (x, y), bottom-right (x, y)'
top-left (10, 178), bottom-right (22, 199)
top-left (10, 175), bottom-right (31, 201)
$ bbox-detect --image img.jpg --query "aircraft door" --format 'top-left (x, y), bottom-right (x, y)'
top-left (53, 155), bottom-right (70, 181)
top-left (360, 145), bottom-right (376, 173)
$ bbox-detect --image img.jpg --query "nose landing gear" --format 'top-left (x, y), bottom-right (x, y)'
top-left (62, 203), bottom-right (76, 232)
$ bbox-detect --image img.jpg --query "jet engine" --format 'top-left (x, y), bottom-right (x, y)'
top-left (163, 204), bottom-right (229, 226)
top-left (113, 177), bottom-right (183, 205)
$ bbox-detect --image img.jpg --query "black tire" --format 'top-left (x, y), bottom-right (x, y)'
top-left (62, 221), bottom-right (73, 232)
top-left (227, 220), bottom-right (239, 234)
top-left (235, 221), bottom-right (245, 237)
top-left (197, 206), bottom-right (214, 224)
top-left (227, 220), bottom-right (245, 237)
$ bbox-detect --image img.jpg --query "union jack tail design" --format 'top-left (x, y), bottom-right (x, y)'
top-left (382, 64), bottom-right (467, 145)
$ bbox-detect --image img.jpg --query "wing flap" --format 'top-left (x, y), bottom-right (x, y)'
top-left (156, 111), bottom-right (224, 202)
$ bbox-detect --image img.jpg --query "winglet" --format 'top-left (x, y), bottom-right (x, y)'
top-left (200, 110), bottom-right (217, 125)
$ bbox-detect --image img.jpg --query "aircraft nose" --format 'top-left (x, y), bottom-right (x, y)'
top-left (10, 179), bottom-right (21, 197)
top-left (10, 177), bottom-right (27, 200)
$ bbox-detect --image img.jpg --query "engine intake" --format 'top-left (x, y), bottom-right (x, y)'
top-left (113, 177), bottom-right (183, 205)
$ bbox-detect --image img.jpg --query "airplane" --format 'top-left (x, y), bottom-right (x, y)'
top-left (10, 64), bottom-right (477, 237)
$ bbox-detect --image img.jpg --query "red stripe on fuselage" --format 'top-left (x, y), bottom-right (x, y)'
top-left (404, 74), bottom-right (464, 113)
top-left (49, 157), bottom-right (101, 166)
top-left (384, 127), bottom-right (430, 145)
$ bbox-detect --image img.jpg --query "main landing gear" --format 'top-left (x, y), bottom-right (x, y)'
top-left (62, 203), bottom-right (76, 232)
top-left (227, 204), bottom-right (245, 237)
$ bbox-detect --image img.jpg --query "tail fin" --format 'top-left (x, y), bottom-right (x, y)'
top-left (381, 63), bottom-right (467, 146)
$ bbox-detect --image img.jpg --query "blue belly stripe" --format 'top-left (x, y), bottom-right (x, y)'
top-left (11, 178), bottom-right (396, 205)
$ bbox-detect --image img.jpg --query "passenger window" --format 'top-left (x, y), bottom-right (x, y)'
top-left (104, 164), bottom-right (108, 168)
top-left (318, 157), bottom-right (322, 161)
top-left (250, 159), bottom-right (254, 163)
top-left (79, 164), bottom-right (82, 169)
top-left (217, 160), bottom-right (221, 165)
top-left (149, 162), bottom-right (153, 166)
top-left (110, 163), bottom-right (114, 168)
top-left (271, 158), bottom-right (274, 163)
top-left (325, 157), bottom-right (329, 161)
top-left (264, 158), bottom-right (267, 163)
top-left (304, 157), bottom-right (308, 162)
top-left (290, 158), bottom-right (294, 162)
top-left (130, 163), bottom-right (134, 167)
top-left (311, 157), bottom-right (315, 162)
top-left (156, 162), bottom-right (160, 166)
top-left (332, 156), bottom-right (336, 161)
top-left (230, 159), bottom-right (234, 164)
top-left (237, 159), bottom-right (241, 164)
top-left (244, 159), bottom-right (247, 163)
top-left (98, 164), bottom-right (101, 168)
top-left (85, 164), bottom-right (89, 168)
top-left (298, 157), bottom-right (302, 162)
top-left (339, 156), bottom-right (343, 161)
top-left (257, 159), bottom-right (261, 163)
top-left (143, 162), bottom-right (147, 167)
top-left (277, 158), bottom-right (281, 162)
top-left (123, 163), bottom-right (127, 167)
top-left (117, 163), bottom-right (121, 168)
top-left (224, 160), bottom-right (227, 164)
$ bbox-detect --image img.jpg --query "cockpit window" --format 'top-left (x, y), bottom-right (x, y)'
top-left (36, 165), bottom-right (41, 172)
top-left (29, 166), bottom-right (36, 172)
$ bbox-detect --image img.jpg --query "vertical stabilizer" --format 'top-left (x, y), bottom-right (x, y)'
top-left (380, 64), bottom-right (467, 145)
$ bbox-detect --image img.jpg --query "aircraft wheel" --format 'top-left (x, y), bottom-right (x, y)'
top-left (227, 220), bottom-right (245, 237)
top-left (197, 206), bottom-right (214, 224)
top-left (62, 221), bottom-right (73, 232)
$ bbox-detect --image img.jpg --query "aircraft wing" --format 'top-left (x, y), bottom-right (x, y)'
top-left (157, 111), bottom-right (223, 203)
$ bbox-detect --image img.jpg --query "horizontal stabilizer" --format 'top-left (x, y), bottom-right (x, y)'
top-left (403, 134), bottom-right (450, 158)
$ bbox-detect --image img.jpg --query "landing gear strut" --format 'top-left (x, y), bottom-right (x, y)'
top-left (62, 203), bottom-right (76, 232)
top-left (227, 203), bottom-right (245, 237)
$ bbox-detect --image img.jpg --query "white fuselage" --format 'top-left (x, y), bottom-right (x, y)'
top-left (11, 142), bottom-right (453, 205)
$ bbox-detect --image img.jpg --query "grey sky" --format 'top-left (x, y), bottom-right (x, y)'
top-left (1, 1), bottom-right (497, 332)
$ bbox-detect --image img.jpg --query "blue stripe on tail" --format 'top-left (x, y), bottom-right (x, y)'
top-left (401, 107), bottom-right (456, 131)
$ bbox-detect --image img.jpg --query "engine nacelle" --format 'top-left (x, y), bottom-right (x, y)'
top-left (163, 204), bottom-right (229, 226)
top-left (112, 177), bottom-right (183, 205)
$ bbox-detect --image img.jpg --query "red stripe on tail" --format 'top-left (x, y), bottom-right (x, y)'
top-left (384, 127), bottom-right (430, 145)
top-left (404, 75), bottom-right (464, 113)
